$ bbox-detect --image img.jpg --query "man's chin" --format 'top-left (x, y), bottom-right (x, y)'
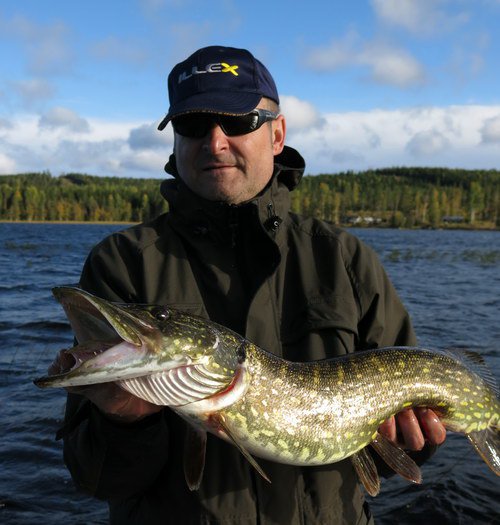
top-left (198, 176), bottom-right (245, 204)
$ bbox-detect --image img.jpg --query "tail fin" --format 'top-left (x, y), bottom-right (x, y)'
top-left (467, 427), bottom-right (500, 475)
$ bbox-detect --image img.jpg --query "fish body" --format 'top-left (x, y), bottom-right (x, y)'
top-left (187, 345), bottom-right (499, 466)
top-left (35, 287), bottom-right (500, 493)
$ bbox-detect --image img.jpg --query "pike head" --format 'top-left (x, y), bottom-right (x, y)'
top-left (34, 287), bottom-right (246, 407)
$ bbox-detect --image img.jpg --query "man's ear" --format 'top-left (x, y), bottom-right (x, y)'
top-left (272, 115), bottom-right (286, 155)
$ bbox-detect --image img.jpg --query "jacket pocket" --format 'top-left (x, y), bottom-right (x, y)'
top-left (281, 293), bottom-right (359, 360)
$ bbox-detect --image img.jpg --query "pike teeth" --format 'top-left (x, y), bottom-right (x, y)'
top-left (118, 364), bottom-right (230, 406)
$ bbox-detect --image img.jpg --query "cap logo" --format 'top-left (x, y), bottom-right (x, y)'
top-left (178, 62), bottom-right (239, 84)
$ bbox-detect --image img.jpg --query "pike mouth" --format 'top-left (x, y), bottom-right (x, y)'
top-left (53, 286), bottom-right (150, 348)
top-left (35, 287), bottom-right (155, 387)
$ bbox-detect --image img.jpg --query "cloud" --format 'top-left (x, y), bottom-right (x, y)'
top-left (303, 31), bottom-right (358, 71)
top-left (370, 0), bottom-right (469, 35)
top-left (358, 44), bottom-right (426, 87)
top-left (283, 104), bottom-right (500, 174)
top-left (2, 105), bottom-right (500, 178)
top-left (128, 123), bottom-right (173, 150)
top-left (0, 152), bottom-right (16, 173)
top-left (329, 149), bottom-right (364, 164)
top-left (280, 96), bottom-right (323, 130)
top-left (120, 150), bottom-right (169, 173)
top-left (303, 35), bottom-right (426, 88)
top-left (364, 126), bottom-right (382, 148)
top-left (480, 114), bottom-right (500, 144)
top-left (38, 107), bottom-right (90, 133)
top-left (53, 139), bottom-right (127, 172)
top-left (12, 78), bottom-right (56, 107)
top-left (0, 114), bottom-right (169, 177)
top-left (406, 129), bottom-right (450, 157)
top-left (0, 15), bottom-right (74, 75)
top-left (0, 118), bottom-right (13, 130)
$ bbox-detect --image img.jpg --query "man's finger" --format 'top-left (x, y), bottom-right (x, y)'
top-left (395, 408), bottom-right (425, 451)
top-left (378, 415), bottom-right (397, 443)
top-left (415, 407), bottom-right (447, 445)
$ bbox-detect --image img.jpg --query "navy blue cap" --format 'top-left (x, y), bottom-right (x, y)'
top-left (158, 46), bottom-right (279, 131)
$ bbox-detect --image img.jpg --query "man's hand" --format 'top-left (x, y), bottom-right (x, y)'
top-left (379, 408), bottom-right (447, 450)
top-left (49, 349), bottom-right (162, 423)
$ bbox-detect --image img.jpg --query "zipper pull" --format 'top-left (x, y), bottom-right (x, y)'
top-left (265, 203), bottom-right (282, 232)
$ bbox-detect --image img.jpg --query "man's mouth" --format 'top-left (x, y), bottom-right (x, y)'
top-left (203, 164), bottom-right (235, 171)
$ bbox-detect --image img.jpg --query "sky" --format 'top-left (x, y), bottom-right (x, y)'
top-left (1, 0), bottom-right (499, 178)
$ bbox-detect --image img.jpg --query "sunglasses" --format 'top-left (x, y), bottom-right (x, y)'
top-left (171, 109), bottom-right (279, 138)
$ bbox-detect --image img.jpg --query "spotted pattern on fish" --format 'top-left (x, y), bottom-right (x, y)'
top-left (215, 345), bottom-right (499, 465)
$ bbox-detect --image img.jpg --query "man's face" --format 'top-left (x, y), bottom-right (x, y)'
top-left (173, 103), bottom-right (286, 205)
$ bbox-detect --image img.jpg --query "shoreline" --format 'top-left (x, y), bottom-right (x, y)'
top-left (0, 220), bottom-right (137, 225)
top-left (0, 220), bottom-right (497, 231)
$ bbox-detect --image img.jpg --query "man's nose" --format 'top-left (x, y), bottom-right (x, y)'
top-left (202, 123), bottom-right (229, 154)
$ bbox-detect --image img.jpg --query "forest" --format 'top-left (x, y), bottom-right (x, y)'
top-left (1, 167), bottom-right (499, 228)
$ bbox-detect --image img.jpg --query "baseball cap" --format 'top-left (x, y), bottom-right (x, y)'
top-left (157, 45), bottom-right (279, 131)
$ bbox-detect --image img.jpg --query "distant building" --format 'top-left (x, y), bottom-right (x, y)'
top-left (442, 215), bottom-right (464, 223)
top-left (343, 215), bottom-right (382, 225)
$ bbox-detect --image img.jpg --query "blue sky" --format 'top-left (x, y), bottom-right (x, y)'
top-left (1, 0), bottom-right (499, 178)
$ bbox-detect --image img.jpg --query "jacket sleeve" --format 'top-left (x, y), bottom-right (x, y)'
top-left (60, 233), bottom-right (170, 500)
top-left (343, 234), bottom-right (417, 349)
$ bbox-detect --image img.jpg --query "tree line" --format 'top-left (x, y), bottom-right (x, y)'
top-left (0, 172), bottom-right (168, 223)
top-left (1, 167), bottom-right (499, 228)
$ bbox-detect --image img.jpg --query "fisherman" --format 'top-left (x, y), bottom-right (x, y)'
top-left (51, 46), bottom-right (447, 524)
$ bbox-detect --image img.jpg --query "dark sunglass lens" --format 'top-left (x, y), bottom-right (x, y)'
top-left (172, 114), bottom-right (211, 138)
top-left (219, 113), bottom-right (259, 136)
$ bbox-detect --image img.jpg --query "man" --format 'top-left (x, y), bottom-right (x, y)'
top-left (53, 46), bottom-right (446, 524)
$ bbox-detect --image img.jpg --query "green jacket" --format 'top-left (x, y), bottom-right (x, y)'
top-left (62, 146), bottom-right (417, 524)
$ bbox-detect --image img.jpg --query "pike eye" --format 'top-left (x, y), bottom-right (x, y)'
top-left (152, 308), bottom-right (170, 321)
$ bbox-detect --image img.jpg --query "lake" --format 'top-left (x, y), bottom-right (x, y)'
top-left (1, 223), bottom-right (499, 524)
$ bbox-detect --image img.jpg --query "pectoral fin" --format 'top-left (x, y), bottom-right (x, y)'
top-left (370, 431), bottom-right (422, 484)
top-left (211, 413), bottom-right (271, 484)
top-left (351, 447), bottom-right (381, 496)
top-left (183, 425), bottom-right (207, 491)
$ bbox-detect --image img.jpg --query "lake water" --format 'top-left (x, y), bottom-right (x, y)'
top-left (1, 223), bottom-right (499, 524)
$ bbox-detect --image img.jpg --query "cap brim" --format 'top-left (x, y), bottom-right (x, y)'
top-left (157, 91), bottom-right (262, 131)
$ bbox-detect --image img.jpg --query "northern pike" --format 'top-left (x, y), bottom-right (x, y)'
top-left (35, 286), bottom-right (500, 495)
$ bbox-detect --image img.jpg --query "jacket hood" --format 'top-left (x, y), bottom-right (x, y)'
top-left (162, 144), bottom-right (305, 191)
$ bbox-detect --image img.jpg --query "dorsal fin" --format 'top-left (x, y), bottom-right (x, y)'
top-left (445, 348), bottom-right (498, 396)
